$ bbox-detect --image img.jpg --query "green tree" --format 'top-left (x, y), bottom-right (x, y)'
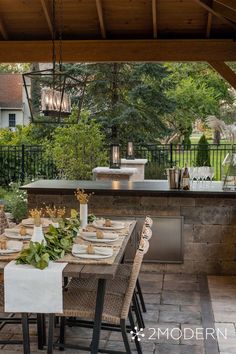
top-left (196, 134), bottom-right (211, 166)
top-left (63, 63), bottom-right (175, 144)
top-left (164, 63), bottom-right (233, 142)
top-left (48, 114), bottom-right (108, 180)
top-left (0, 63), bottom-right (30, 73)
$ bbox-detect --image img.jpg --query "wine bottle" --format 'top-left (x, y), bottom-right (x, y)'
top-left (182, 164), bottom-right (190, 190)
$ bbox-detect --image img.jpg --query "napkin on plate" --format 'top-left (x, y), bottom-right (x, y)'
top-left (4, 261), bottom-right (67, 313)
top-left (81, 231), bottom-right (118, 240)
top-left (72, 244), bottom-right (113, 256)
top-left (0, 241), bottom-right (23, 254)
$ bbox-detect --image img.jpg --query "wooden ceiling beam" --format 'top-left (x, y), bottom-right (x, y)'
top-left (208, 61), bottom-right (236, 89)
top-left (0, 18), bottom-right (8, 40)
top-left (213, 1), bottom-right (236, 22)
top-left (96, 0), bottom-right (106, 39)
top-left (214, 0), bottom-right (236, 11)
top-left (152, 0), bottom-right (158, 39)
top-left (0, 40), bottom-right (236, 62)
top-left (193, 0), bottom-right (236, 30)
top-left (206, 12), bottom-right (212, 38)
top-left (40, 0), bottom-right (53, 36)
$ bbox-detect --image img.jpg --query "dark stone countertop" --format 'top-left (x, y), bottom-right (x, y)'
top-left (21, 179), bottom-right (236, 198)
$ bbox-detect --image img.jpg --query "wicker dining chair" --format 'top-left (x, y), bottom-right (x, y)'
top-left (47, 239), bottom-right (149, 354)
top-left (0, 281), bottom-right (31, 354)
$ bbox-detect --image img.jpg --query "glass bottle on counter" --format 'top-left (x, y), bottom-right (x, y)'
top-left (182, 164), bottom-right (190, 190)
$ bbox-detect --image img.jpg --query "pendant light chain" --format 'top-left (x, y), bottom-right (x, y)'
top-left (52, 0), bottom-right (56, 72)
top-left (58, 0), bottom-right (64, 72)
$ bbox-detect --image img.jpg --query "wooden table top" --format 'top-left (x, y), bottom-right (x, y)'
top-left (0, 221), bottom-right (137, 280)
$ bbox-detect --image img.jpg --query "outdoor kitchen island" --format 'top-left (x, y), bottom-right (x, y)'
top-left (22, 180), bottom-right (236, 275)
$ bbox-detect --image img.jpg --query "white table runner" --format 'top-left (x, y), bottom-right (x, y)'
top-left (4, 261), bottom-right (67, 313)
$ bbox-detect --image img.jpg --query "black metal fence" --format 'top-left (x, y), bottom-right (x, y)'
top-left (125, 143), bottom-right (235, 180)
top-left (0, 143), bottom-right (234, 185)
top-left (0, 145), bottom-right (57, 186)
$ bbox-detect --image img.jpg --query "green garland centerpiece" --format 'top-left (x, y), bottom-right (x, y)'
top-left (16, 208), bottom-right (81, 270)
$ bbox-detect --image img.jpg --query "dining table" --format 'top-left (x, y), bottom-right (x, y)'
top-left (0, 219), bottom-right (138, 354)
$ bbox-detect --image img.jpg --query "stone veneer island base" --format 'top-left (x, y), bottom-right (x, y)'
top-left (22, 180), bottom-right (236, 275)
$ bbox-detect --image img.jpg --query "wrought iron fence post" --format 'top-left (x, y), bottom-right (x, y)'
top-left (21, 144), bottom-right (25, 183)
top-left (170, 143), bottom-right (173, 167)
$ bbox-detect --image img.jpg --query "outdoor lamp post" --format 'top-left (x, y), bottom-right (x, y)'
top-left (110, 143), bottom-right (121, 169)
top-left (126, 141), bottom-right (135, 159)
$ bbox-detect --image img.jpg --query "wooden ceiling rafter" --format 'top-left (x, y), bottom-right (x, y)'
top-left (152, 0), bottom-right (158, 39)
top-left (208, 61), bottom-right (236, 89)
top-left (96, 0), bottom-right (106, 39)
top-left (40, 0), bottom-right (53, 36)
top-left (193, 0), bottom-right (236, 30)
top-left (0, 17), bottom-right (8, 40)
top-left (206, 12), bottom-right (213, 38)
top-left (213, 0), bottom-right (236, 22)
top-left (214, 0), bottom-right (236, 12)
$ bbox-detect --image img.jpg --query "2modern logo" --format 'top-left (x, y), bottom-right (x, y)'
top-left (130, 326), bottom-right (228, 342)
top-left (130, 326), bottom-right (145, 342)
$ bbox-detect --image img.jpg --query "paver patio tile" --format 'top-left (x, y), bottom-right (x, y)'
top-left (155, 343), bottom-right (205, 354)
top-left (161, 290), bottom-right (201, 306)
top-left (163, 280), bottom-right (199, 292)
top-left (159, 309), bottom-right (201, 324)
top-left (144, 293), bottom-right (161, 304)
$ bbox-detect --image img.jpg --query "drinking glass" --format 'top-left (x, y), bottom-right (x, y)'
top-left (209, 167), bottom-right (215, 185)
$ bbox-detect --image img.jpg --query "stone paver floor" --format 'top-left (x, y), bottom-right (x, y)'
top-left (0, 273), bottom-right (231, 354)
top-left (208, 276), bottom-right (236, 354)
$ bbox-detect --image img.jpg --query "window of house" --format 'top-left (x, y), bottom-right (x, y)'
top-left (9, 114), bottom-right (16, 127)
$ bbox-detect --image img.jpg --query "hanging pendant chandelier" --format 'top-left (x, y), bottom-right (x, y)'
top-left (23, 0), bottom-right (79, 124)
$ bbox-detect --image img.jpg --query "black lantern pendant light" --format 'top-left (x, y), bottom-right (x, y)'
top-left (23, 0), bottom-right (80, 124)
top-left (110, 143), bottom-right (121, 169)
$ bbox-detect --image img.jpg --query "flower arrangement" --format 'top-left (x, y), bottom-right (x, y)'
top-left (45, 206), bottom-right (66, 219)
top-left (75, 188), bottom-right (93, 204)
top-left (29, 208), bottom-right (42, 219)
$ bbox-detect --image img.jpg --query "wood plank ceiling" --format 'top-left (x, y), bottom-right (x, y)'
top-left (0, 0), bottom-right (235, 62)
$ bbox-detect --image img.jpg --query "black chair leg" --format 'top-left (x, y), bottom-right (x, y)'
top-left (136, 278), bottom-right (146, 313)
top-left (120, 319), bottom-right (132, 354)
top-left (22, 313), bottom-right (30, 354)
top-left (59, 316), bottom-right (65, 351)
top-left (128, 310), bottom-right (142, 354)
top-left (47, 314), bottom-right (55, 354)
top-left (133, 293), bottom-right (145, 329)
top-left (37, 314), bottom-right (46, 349)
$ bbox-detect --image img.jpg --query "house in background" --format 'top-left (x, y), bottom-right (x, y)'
top-left (0, 74), bottom-right (30, 129)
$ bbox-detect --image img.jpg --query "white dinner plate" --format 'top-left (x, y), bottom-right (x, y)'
top-left (72, 244), bottom-right (113, 259)
top-left (4, 228), bottom-right (32, 241)
top-left (80, 232), bottom-right (119, 243)
top-left (92, 219), bottom-right (125, 230)
top-left (21, 218), bottom-right (52, 228)
top-left (0, 240), bottom-right (23, 255)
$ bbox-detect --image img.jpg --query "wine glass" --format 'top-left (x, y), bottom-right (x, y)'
top-left (209, 167), bottom-right (215, 186)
